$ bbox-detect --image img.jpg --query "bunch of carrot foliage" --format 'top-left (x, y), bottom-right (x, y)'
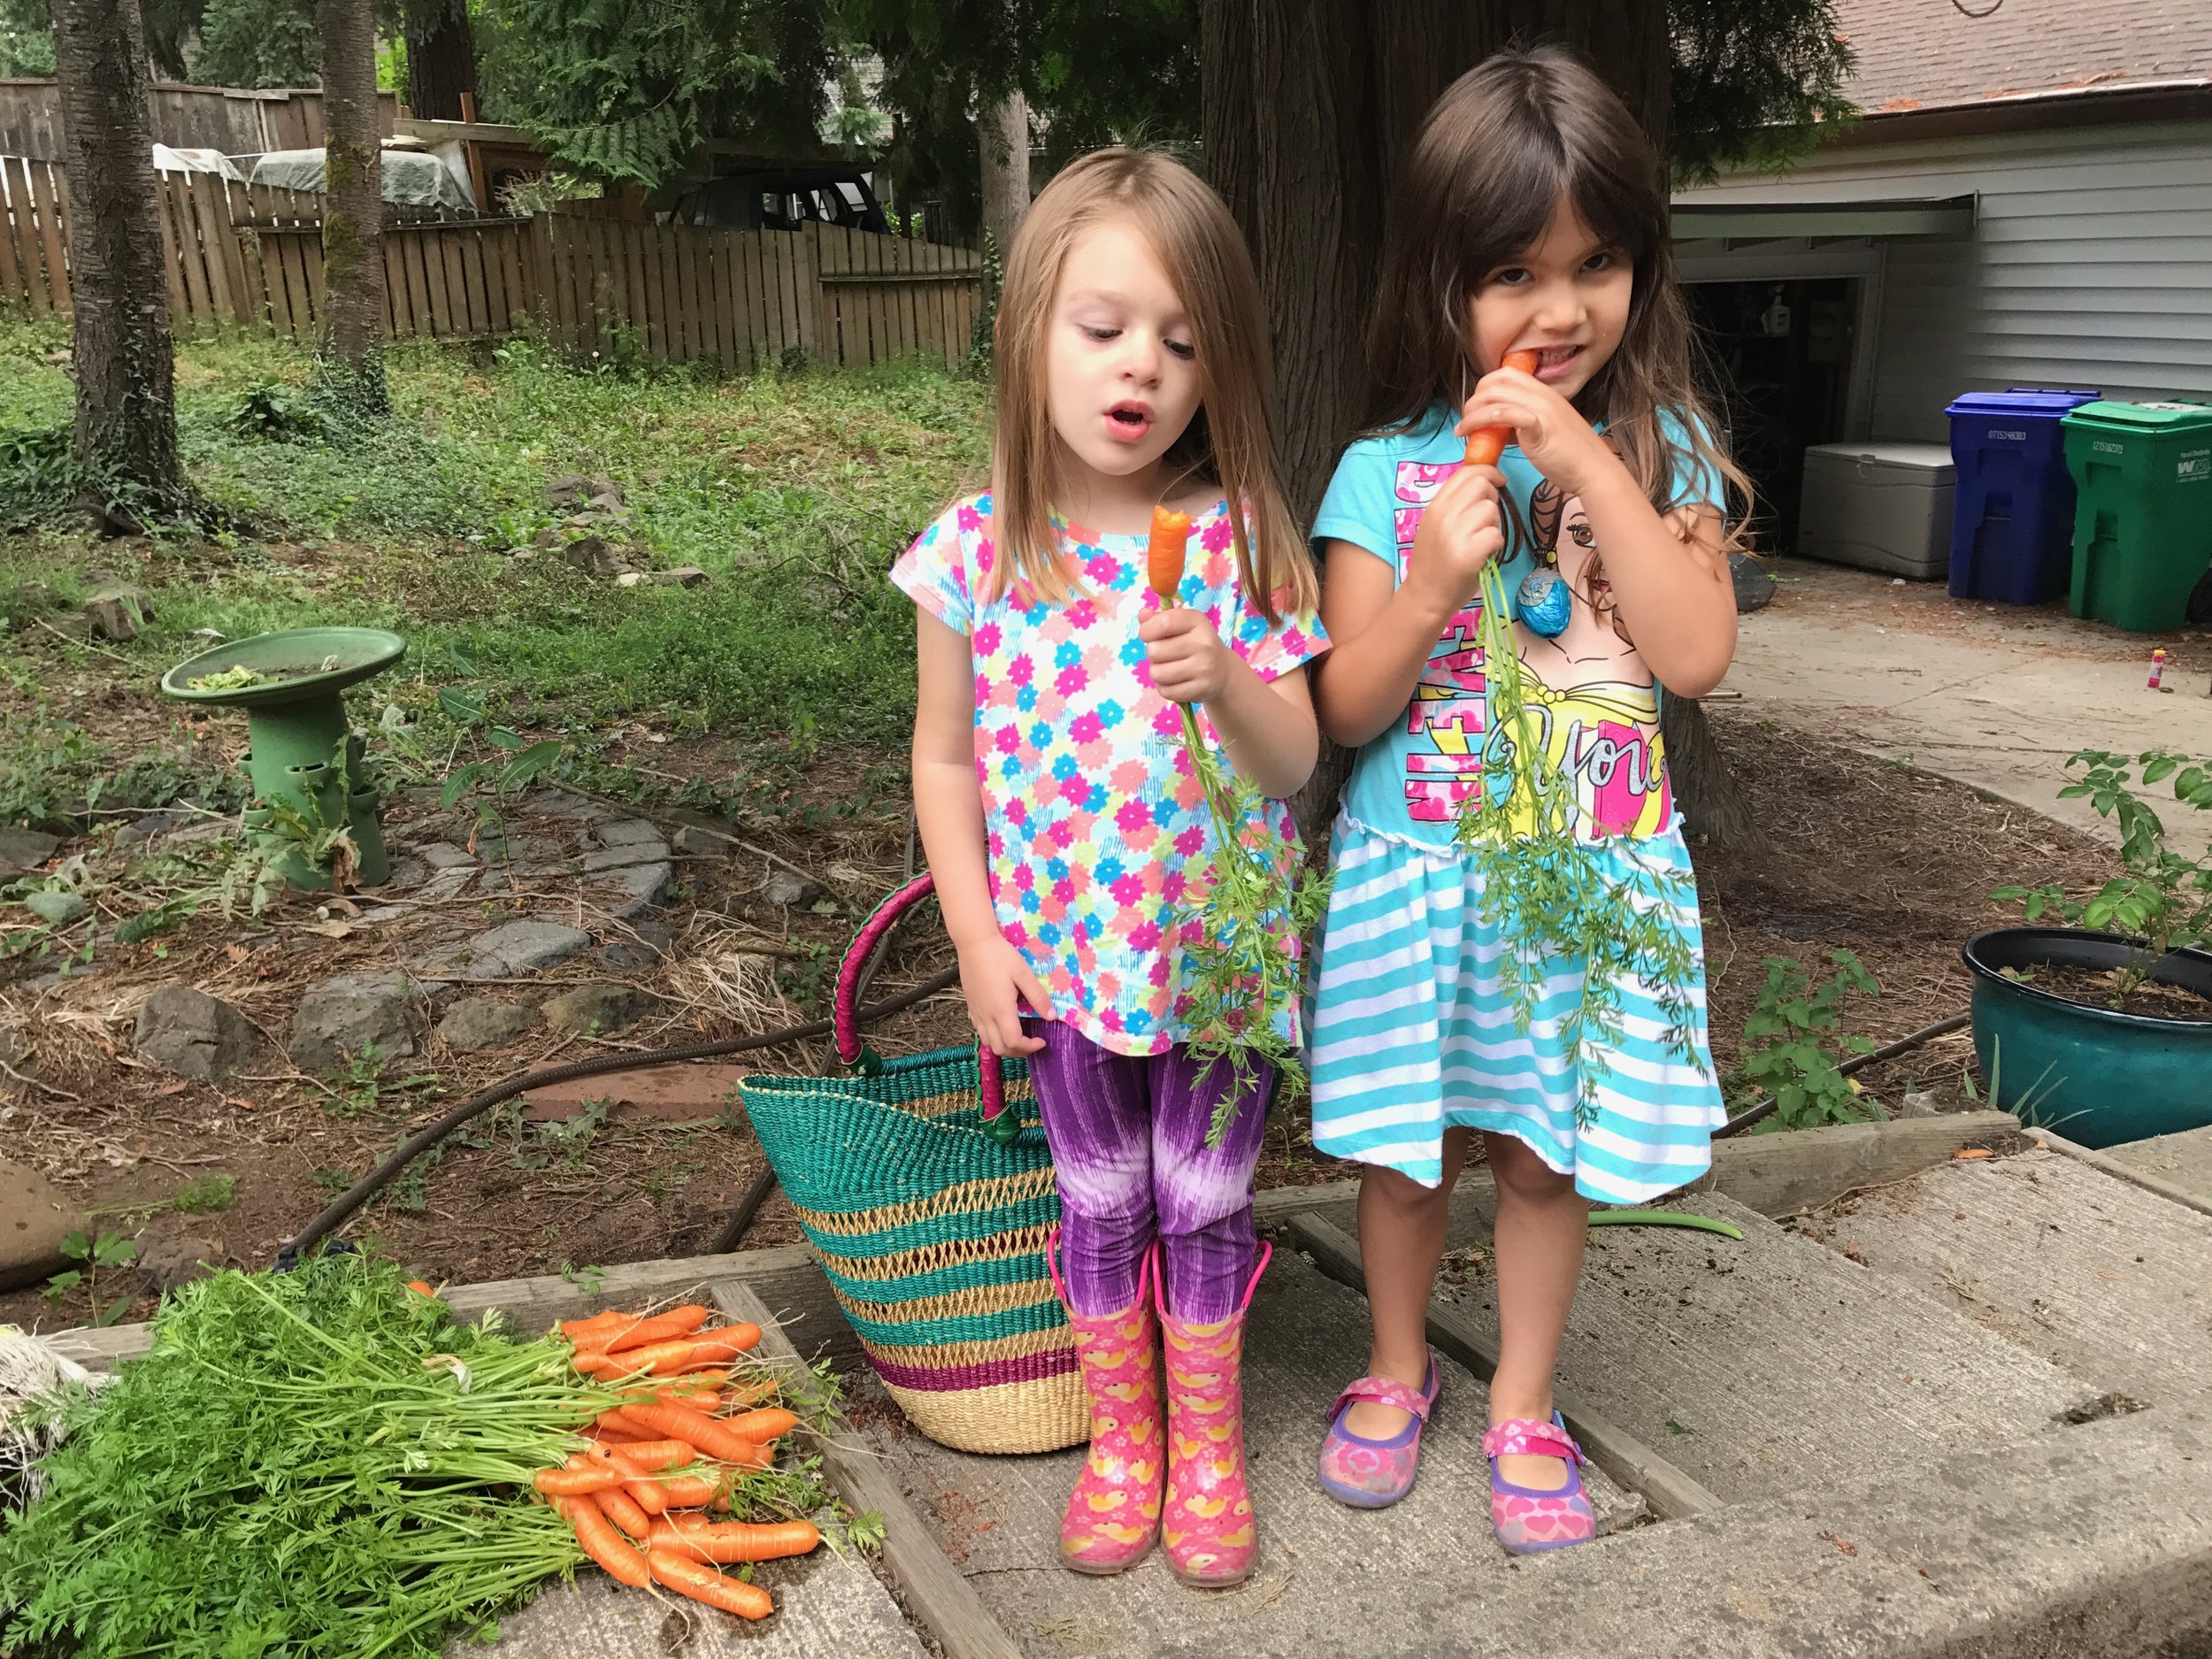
top-left (0, 1254), bottom-right (833, 1659)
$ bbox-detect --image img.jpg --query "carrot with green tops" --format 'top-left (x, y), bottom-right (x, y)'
top-left (615, 1401), bottom-right (769, 1464)
top-left (719, 1407), bottom-right (798, 1445)
top-left (649, 1516), bottom-right (819, 1564)
top-left (585, 1331), bottom-right (758, 1379)
top-left (647, 1549), bottom-right (773, 1620)
top-left (587, 1438), bottom-right (696, 1472)
top-left (626, 1472), bottom-right (724, 1509)
top-left (559, 1309), bottom-right (631, 1340)
top-left (600, 1304), bottom-right (712, 1353)
top-left (1147, 504), bottom-right (1192, 602)
top-left (594, 1485), bottom-right (654, 1541)
top-left (534, 1463), bottom-right (632, 1496)
top-left (557, 1495), bottom-right (650, 1589)
top-left (1463, 349), bottom-right (1543, 466)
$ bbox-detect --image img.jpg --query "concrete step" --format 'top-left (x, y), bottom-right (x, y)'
top-left (1342, 1403), bottom-right (2212, 1659)
top-left (854, 1249), bottom-right (1645, 1659)
top-left (2107, 1123), bottom-right (2212, 1205)
top-left (1434, 1194), bottom-right (2100, 1502)
top-left (1803, 1142), bottom-right (2212, 1412)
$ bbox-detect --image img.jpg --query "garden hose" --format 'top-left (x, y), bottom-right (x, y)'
top-left (1586, 1210), bottom-right (1745, 1239)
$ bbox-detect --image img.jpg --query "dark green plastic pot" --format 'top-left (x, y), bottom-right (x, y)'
top-left (1962, 927), bottom-right (2212, 1148)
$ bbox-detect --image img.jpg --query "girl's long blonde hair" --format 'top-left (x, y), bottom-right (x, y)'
top-left (988, 147), bottom-right (1317, 622)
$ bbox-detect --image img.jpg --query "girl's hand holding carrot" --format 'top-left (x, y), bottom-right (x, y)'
top-left (1455, 349), bottom-right (1612, 499)
top-left (1140, 606), bottom-right (1238, 705)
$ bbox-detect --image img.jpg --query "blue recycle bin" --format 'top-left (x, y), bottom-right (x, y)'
top-left (1946, 387), bottom-right (2101, 604)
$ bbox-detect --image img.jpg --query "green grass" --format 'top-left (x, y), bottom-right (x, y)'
top-left (1, 317), bottom-right (990, 783)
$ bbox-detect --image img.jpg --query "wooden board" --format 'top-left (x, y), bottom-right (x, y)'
top-left (716, 1281), bottom-right (1023, 1659)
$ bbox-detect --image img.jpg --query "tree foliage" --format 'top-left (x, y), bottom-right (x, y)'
top-left (473, 0), bottom-right (835, 186)
top-left (194, 0), bottom-right (319, 88)
top-left (1670, 0), bottom-right (1855, 183)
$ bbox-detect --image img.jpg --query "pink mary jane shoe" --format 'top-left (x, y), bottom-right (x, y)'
top-left (1316, 1349), bottom-right (1441, 1509)
top-left (1483, 1411), bottom-right (1597, 1555)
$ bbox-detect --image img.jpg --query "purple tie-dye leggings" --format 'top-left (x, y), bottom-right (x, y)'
top-left (1025, 1018), bottom-right (1272, 1324)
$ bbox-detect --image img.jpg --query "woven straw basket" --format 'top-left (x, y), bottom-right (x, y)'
top-left (736, 874), bottom-right (1087, 1455)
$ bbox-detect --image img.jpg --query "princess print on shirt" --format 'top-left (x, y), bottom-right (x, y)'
top-left (1393, 460), bottom-right (1671, 838)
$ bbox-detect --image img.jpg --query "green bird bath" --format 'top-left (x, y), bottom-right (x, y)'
top-left (159, 626), bottom-right (407, 891)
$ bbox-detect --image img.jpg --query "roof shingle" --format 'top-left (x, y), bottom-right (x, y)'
top-left (1835, 0), bottom-right (2212, 112)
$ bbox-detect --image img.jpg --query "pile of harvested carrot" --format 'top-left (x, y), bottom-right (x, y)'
top-left (541, 1304), bottom-right (820, 1622)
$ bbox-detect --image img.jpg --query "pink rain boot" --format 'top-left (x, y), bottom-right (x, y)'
top-left (1156, 1242), bottom-right (1271, 1588)
top-left (1048, 1228), bottom-right (1165, 1575)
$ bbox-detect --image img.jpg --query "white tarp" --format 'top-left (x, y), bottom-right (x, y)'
top-left (246, 147), bottom-right (475, 211)
top-left (153, 144), bottom-right (245, 180)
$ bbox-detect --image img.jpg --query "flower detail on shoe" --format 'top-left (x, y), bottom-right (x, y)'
top-left (1482, 1412), bottom-right (1596, 1555)
top-left (1316, 1352), bottom-right (1441, 1509)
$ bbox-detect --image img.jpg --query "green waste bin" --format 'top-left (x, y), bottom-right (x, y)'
top-left (2061, 400), bottom-right (2212, 633)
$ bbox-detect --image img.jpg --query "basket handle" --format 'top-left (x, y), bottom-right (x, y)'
top-left (833, 872), bottom-right (1011, 1132)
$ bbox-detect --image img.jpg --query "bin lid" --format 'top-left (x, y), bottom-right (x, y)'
top-left (1946, 388), bottom-right (2101, 418)
top-left (2062, 400), bottom-right (2212, 434)
top-left (1804, 441), bottom-right (1956, 480)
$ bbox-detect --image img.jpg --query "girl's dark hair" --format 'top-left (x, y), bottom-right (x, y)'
top-left (1361, 46), bottom-right (1750, 549)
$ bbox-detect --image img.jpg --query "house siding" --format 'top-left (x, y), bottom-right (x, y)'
top-left (1678, 119), bottom-right (2212, 442)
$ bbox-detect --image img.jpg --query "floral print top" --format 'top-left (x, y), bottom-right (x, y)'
top-left (893, 492), bottom-right (1328, 1055)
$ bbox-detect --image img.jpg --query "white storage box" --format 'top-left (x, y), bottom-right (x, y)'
top-left (1798, 442), bottom-right (1957, 580)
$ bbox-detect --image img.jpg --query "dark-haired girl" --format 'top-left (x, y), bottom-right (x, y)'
top-left (1302, 48), bottom-right (1751, 1553)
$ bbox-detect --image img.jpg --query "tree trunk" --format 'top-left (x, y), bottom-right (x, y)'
top-left (978, 90), bottom-right (1030, 259)
top-left (1203, 0), bottom-right (1754, 849)
top-left (403, 0), bottom-right (477, 123)
top-left (315, 0), bottom-right (388, 411)
top-left (51, 0), bottom-right (187, 527)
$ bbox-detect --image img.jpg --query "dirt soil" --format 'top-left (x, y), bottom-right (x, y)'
top-left (1, 709), bottom-right (2114, 1334)
top-left (2008, 963), bottom-right (2212, 1023)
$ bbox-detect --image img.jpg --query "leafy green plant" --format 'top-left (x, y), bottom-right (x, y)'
top-left (172, 1173), bottom-right (237, 1215)
top-left (1994, 748), bottom-right (2212, 1008)
top-left (42, 1231), bottom-right (138, 1328)
top-left (1454, 559), bottom-right (1699, 1122)
top-left (227, 380), bottom-right (328, 443)
top-left (0, 421), bottom-right (79, 528)
top-left (1735, 949), bottom-right (1881, 1132)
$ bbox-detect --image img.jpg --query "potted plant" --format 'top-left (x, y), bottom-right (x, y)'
top-left (1967, 747), bottom-right (2212, 1147)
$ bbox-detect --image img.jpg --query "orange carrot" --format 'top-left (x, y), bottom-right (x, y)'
top-left (405, 1279), bottom-right (436, 1297)
top-left (615, 1401), bottom-right (767, 1465)
top-left (647, 1549), bottom-right (773, 1620)
top-left (1147, 505), bottom-right (1192, 602)
top-left (1463, 349), bottom-right (1544, 466)
top-left (592, 1438), bottom-right (695, 1473)
top-left (588, 1330), bottom-right (758, 1379)
top-left (559, 1495), bottom-right (650, 1589)
top-left (595, 1485), bottom-right (654, 1541)
top-left (650, 1515), bottom-right (819, 1564)
top-left (628, 1473), bottom-right (722, 1509)
top-left (559, 1309), bottom-right (632, 1340)
top-left (601, 1304), bottom-right (712, 1353)
top-left (534, 1463), bottom-right (629, 1496)
top-left (719, 1408), bottom-right (798, 1445)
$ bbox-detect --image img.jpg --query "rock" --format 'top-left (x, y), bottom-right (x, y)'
top-left (288, 971), bottom-right (420, 1071)
top-left (136, 1234), bottom-right (222, 1296)
top-left (533, 526), bottom-right (564, 549)
top-left (761, 868), bottom-right (823, 908)
top-left (0, 826), bottom-right (59, 879)
top-left (591, 818), bottom-right (667, 852)
top-left (559, 535), bottom-right (619, 577)
top-left (544, 474), bottom-right (592, 511)
top-left (415, 841), bottom-right (477, 870)
top-left (1731, 551), bottom-right (1777, 614)
top-left (134, 986), bottom-right (256, 1081)
top-left (624, 566), bottom-right (708, 588)
top-left (116, 808), bottom-right (196, 849)
top-left (23, 889), bottom-right (88, 926)
top-left (0, 1157), bottom-right (80, 1293)
top-left (40, 612), bottom-right (92, 641)
top-left (4, 581), bottom-right (60, 630)
top-left (613, 572), bottom-right (648, 588)
top-left (437, 997), bottom-right (540, 1053)
top-left (1900, 1090), bottom-right (1940, 1119)
top-left (671, 824), bottom-right (733, 856)
top-left (0, 1017), bottom-right (27, 1071)
top-left (425, 918), bottom-right (592, 981)
top-left (541, 982), bottom-right (657, 1036)
top-left (82, 583), bottom-right (155, 641)
top-left (599, 918), bottom-right (672, 971)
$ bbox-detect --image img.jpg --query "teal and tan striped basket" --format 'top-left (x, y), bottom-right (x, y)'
top-left (735, 874), bottom-right (1086, 1455)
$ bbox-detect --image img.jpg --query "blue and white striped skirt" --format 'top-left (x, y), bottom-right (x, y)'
top-left (1305, 814), bottom-right (1724, 1203)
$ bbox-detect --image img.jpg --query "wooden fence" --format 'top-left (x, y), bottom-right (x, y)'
top-left (0, 155), bottom-right (985, 370)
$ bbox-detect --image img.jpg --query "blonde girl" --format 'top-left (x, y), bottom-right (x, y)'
top-left (895, 148), bottom-right (1326, 1587)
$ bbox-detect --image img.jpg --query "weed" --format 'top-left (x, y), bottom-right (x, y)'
top-left (1735, 949), bottom-right (1883, 1132)
top-left (172, 1173), bottom-right (238, 1214)
top-left (42, 1231), bottom-right (137, 1327)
